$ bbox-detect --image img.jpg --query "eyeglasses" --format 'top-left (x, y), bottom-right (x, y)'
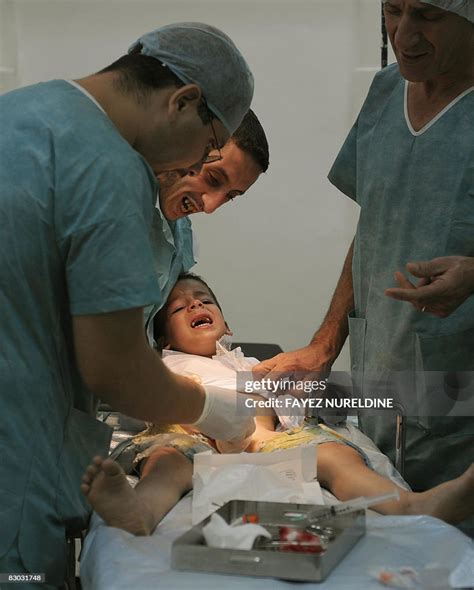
top-left (201, 98), bottom-right (223, 164)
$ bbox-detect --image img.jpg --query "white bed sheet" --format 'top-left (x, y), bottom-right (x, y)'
top-left (80, 493), bottom-right (472, 590)
top-left (80, 421), bottom-right (471, 588)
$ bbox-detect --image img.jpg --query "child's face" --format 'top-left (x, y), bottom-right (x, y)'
top-left (163, 279), bottom-right (230, 357)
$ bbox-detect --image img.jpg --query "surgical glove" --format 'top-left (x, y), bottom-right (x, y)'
top-left (193, 385), bottom-right (255, 442)
top-left (215, 436), bottom-right (253, 454)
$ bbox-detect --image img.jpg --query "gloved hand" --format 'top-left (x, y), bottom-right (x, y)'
top-left (193, 384), bottom-right (256, 442)
top-left (215, 437), bottom-right (253, 454)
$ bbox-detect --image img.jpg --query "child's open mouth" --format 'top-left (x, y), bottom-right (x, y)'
top-left (190, 314), bottom-right (213, 329)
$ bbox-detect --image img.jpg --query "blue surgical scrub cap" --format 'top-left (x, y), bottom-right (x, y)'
top-left (129, 22), bottom-right (254, 134)
top-left (382, 0), bottom-right (474, 23)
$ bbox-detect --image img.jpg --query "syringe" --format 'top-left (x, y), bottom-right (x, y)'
top-left (285, 489), bottom-right (401, 523)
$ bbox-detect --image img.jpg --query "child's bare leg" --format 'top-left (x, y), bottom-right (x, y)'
top-left (82, 447), bottom-right (192, 536)
top-left (317, 443), bottom-right (411, 514)
top-left (135, 446), bottom-right (193, 531)
top-left (317, 443), bottom-right (474, 524)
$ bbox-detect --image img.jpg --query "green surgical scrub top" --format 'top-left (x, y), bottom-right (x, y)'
top-left (328, 64), bottom-right (474, 490)
top-left (145, 209), bottom-right (196, 343)
top-left (0, 80), bottom-right (168, 581)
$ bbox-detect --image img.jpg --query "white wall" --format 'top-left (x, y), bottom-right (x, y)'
top-left (1, 0), bottom-right (395, 369)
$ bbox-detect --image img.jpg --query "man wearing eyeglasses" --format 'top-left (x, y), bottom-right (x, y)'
top-left (0, 23), bottom-right (256, 585)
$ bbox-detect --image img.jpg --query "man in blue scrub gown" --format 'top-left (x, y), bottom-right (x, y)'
top-left (256, 1), bottom-right (473, 496)
top-left (0, 23), bottom-right (257, 585)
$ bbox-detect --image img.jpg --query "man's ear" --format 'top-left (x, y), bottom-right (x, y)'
top-left (167, 84), bottom-right (202, 119)
top-left (225, 322), bottom-right (233, 336)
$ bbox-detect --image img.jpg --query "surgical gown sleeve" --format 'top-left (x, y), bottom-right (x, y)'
top-left (328, 119), bottom-right (358, 203)
top-left (55, 153), bottom-right (161, 315)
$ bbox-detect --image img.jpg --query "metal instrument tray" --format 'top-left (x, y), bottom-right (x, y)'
top-left (171, 500), bottom-right (365, 582)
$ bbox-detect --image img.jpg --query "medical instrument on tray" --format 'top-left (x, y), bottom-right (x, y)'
top-left (283, 489), bottom-right (400, 523)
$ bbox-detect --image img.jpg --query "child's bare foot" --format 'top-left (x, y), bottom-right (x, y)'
top-left (407, 463), bottom-right (474, 524)
top-left (81, 456), bottom-right (151, 535)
